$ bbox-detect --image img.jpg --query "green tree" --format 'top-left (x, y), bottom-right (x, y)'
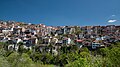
top-left (80, 47), bottom-right (89, 53)
top-left (66, 58), bottom-right (88, 67)
top-left (0, 42), bottom-right (6, 49)
top-left (108, 47), bottom-right (120, 67)
top-left (80, 51), bottom-right (90, 58)
top-left (7, 52), bottom-right (19, 67)
top-left (97, 48), bottom-right (109, 57)
top-left (7, 52), bottom-right (34, 67)
top-left (16, 53), bottom-right (34, 67)
top-left (74, 26), bottom-right (81, 35)
top-left (0, 48), bottom-right (7, 57)
top-left (55, 54), bottom-right (68, 66)
top-left (41, 53), bottom-right (53, 64)
top-left (88, 55), bottom-right (105, 67)
top-left (67, 52), bottom-right (79, 64)
top-left (0, 56), bottom-right (10, 67)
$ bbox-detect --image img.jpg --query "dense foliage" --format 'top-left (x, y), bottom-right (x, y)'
top-left (0, 42), bottom-right (120, 67)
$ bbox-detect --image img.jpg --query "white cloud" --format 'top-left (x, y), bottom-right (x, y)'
top-left (111, 15), bottom-right (116, 17)
top-left (108, 19), bottom-right (117, 23)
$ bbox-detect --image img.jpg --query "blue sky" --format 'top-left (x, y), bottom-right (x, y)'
top-left (0, 0), bottom-right (120, 26)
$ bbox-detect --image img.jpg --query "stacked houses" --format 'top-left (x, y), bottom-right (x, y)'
top-left (0, 20), bottom-right (120, 52)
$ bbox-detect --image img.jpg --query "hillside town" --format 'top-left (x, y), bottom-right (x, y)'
top-left (1, 0), bottom-right (120, 66)
top-left (0, 20), bottom-right (120, 52)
